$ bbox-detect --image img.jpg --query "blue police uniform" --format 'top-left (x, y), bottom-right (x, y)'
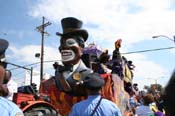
top-left (0, 96), bottom-right (24, 116)
top-left (69, 95), bottom-right (122, 116)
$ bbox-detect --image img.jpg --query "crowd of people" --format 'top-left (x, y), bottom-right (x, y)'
top-left (0, 17), bottom-right (175, 116)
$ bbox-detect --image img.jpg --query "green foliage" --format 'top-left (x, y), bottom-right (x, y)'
top-left (144, 84), bottom-right (164, 95)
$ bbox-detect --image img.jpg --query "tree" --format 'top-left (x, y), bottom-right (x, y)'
top-left (144, 84), bottom-right (163, 95)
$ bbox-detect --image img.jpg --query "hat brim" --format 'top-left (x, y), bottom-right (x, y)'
top-left (56, 29), bottom-right (88, 42)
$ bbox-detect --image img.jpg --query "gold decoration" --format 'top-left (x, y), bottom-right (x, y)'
top-left (73, 73), bottom-right (81, 81)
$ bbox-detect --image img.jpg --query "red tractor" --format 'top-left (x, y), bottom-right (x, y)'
top-left (13, 83), bottom-right (60, 116)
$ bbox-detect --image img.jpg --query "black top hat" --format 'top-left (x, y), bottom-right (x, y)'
top-left (0, 39), bottom-right (9, 59)
top-left (56, 17), bottom-right (88, 42)
top-left (83, 72), bottom-right (105, 90)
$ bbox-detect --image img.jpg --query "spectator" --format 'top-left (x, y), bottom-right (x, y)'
top-left (69, 72), bottom-right (122, 116)
top-left (0, 66), bottom-right (24, 116)
top-left (154, 93), bottom-right (165, 114)
top-left (124, 82), bottom-right (139, 108)
top-left (163, 69), bottom-right (175, 116)
top-left (137, 90), bottom-right (146, 105)
top-left (135, 93), bottom-right (155, 116)
top-left (3, 70), bottom-right (18, 100)
top-left (154, 111), bottom-right (165, 116)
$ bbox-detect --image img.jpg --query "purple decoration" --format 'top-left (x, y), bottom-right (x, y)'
top-left (83, 43), bottom-right (102, 57)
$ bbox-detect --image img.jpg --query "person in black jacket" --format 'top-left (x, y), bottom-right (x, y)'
top-left (163, 70), bottom-right (175, 116)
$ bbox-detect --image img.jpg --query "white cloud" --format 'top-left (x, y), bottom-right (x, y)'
top-left (8, 45), bottom-right (61, 74)
top-left (28, 0), bottom-right (175, 45)
top-left (124, 53), bottom-right (169, 89)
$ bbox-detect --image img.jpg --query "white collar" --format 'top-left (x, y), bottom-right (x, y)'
top-left (63, 60), bottom-right (81, 79)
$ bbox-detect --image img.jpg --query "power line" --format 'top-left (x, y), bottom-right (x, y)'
top-left (121, 46), bottom-right (175, 54)
top-left (8, 46), bottom-right (175, 71)
top-left (9, 60), bottom-right (61, 71)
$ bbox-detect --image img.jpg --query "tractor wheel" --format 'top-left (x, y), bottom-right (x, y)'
top-left (24, 105), bottom-right (61, 116)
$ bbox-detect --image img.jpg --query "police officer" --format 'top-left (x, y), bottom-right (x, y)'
top-left (0, 39), bottom-right (18, 100)
top-left (0, 96), bottom-right (24, 116)
top-left (69, 72), bottom-right (122, 116)
top-left (0, 39), bottom-right (24, 116)
top-left (0, 39), bottom-right (9, 96)
top-left (0, 66), bottom-right (23, 116)
top-left (0, 39), bottom-right (8, 69)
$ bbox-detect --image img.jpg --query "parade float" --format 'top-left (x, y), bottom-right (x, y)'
top-left (12, 40), bottom-right (135, 116)
top-left (12, 17), bottom-right (136, 116)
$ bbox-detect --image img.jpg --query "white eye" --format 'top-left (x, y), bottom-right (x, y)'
top-left (66, 38), bottom-right (78, 46)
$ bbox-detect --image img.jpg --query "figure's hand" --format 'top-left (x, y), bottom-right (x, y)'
top-left (54, 63), bottom-right (73, 73)
top-left (115, 39), bottom-right (122, 49)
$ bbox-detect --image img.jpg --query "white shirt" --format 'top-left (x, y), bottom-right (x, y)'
top-left (4, 79), bottom-right (18, 100)
top-left (136, 105), bottom-right (154, 116)
top-left (63, 60), bottom-right (80, 79)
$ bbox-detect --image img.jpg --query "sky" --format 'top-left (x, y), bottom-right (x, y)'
top-left (0, 0), bottom-right (175, 89)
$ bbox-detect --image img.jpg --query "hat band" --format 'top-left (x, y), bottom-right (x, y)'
top-left (63, 28), bottom-right (78, 33)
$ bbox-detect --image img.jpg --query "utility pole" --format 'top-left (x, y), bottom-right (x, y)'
top-left (36, 16), bottom-right (51, 82)
top-left (155, 79), bottom-right (158, 92)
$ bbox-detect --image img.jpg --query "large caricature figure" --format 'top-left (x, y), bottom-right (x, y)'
top-left (40, 17), bottom-right (93, 115)
top-left (40, 18), bottom-right (134, 115)
top-left (54, 17), bottom-right (92, 96)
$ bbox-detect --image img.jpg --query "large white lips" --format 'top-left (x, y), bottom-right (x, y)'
top-left (61, 49), bottom-right (75, 62)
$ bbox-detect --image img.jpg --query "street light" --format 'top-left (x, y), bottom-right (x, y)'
top-left (152, 35), bottom-right (175, 43)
